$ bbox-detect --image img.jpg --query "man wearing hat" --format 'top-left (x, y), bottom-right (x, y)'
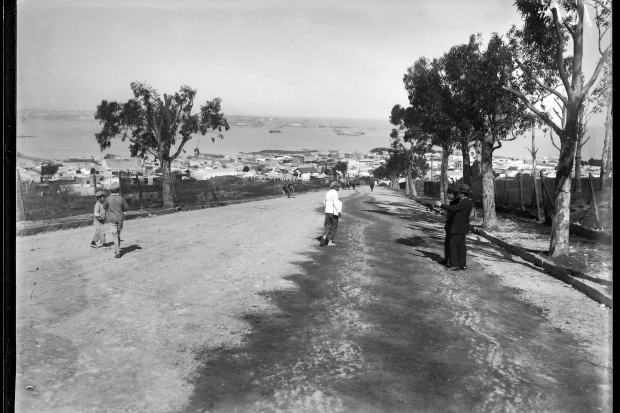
top-left (434, 183), bottom-right (472, 270)
top-left (91, 190), bottom-right (108, 248)
top-left (320, 181), bottom-right (343, 247)
top-left (103, 183), bottom-right (130, 258)
top-left (438, 185), bottom-right (460, 267)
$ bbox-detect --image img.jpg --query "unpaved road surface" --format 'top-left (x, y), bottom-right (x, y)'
top-left (15, 187), bottom-right (612, 412)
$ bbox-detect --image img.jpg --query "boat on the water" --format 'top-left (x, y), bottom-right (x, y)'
top-left (269, 128), bottom-right (282, 133)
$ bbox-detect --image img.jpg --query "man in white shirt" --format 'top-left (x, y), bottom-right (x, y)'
top-left (320, 181), bottom-right (342, 247)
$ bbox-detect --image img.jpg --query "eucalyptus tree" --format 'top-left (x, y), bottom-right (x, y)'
top-left (95, 82), bottom-right (229, 208)
top-left (440, 35), bottom-right (487, 188)
top-left (400, 57), bottom-right (459, 203)
top-left (503, 0), bottom-right (612, 256)
top-left (389, 106), bottom-right (432, 196)
top-left (469, 34), bottom-right (533, 230)
top-left (592, 59), bottom-right (612, 188)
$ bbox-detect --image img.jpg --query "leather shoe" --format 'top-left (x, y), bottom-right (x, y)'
top-left (459, 266), bottom-right (467, 270)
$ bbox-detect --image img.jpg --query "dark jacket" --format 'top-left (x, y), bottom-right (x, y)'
top-left (444, 197), bottom-right (461, 231)
top-left (441, 197), bottom-right (472, 234)
top-left (103, 193), bottom-right (130, 223)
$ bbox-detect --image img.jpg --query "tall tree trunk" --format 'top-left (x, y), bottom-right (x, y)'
top-left (439, 146), bottom-right (450, 203)
top-left (549, 106), bottom-right (579, 257)
top-left (600, 92), bottom-right (612, 188)
top-left (574, 141), bottom-right (582, 194)
top-left (409, 167), bottom-right (417, 197)
top-left (161, 159), bottom-right (175, 208)
top-left (480, 135), bottom-right (497, 230)
top-left (530, 129), bottom-right (542, 220)
top-left (405, 165), bottom-right (411, 196)
top-left (461, 136), bottom-right (472, 187)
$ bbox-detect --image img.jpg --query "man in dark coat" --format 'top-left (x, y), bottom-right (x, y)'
top-left (439, 186), bottom-right (459, 267)
top-left (434, 183), bottom-right (472, 270)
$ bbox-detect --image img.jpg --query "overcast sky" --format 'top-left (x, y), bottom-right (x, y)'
top-left (17, 0), bottom-right (609, 157)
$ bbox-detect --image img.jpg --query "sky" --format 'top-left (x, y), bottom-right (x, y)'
top-left (17, 0), bottom-right (610, 159)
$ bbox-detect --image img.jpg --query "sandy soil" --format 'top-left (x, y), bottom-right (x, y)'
top-left (15, 190), bottom-right (353, 412)
top-left (13, 187), bottom-right (612, 412)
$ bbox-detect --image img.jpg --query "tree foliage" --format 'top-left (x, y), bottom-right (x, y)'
top-left (95, 82), bottom-right (229, 208)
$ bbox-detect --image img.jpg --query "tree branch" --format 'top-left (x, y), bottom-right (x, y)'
top-left (169, 136), bottom-right (192, 161)
top-left (578, 135), bottom-right (591, 149)
top-left (515, 59), bottom-right (567, 104)
top-left (562, 19), bottom-right (575, 36)
top-left (502, 85), bottom-right (564, 137)
top-left (549, 130), bottom-right (561, 150)
top-left (551, 7), bottom-right (573, 96)
top-left (129, 137), bottom-right (159, 158)
top-left (581, 44), bottom-right (613, 97)
top-left (592, 0), bottom-right (611, 14)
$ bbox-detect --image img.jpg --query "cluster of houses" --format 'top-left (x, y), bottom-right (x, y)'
top-left (16, 150), bottom-right (392, 196)
top-left (18, 148), bottom-right (600, 197)
top-left (424, 153), bottom-right (602, 181)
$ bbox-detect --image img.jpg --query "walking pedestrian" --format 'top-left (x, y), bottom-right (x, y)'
top-left (434, 184), bottom-right (472, 270)
top-left (438, 186), bottom-right (459, 267)
top-left (370, 181), bottom-right (375, 192)
top-left (90, 190), bottom-right (109, 248)
top-left (104, 183), bottom-right (130, 258)
top-left (283, 184), bottom-right (290, 198)
top-left (288, 183), bottom-right (295, 198)
top-left (320, 181), bottom-right (342, 247)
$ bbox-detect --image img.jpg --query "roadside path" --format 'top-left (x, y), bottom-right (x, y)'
top-left (14, 187), bottom-right (611, 412)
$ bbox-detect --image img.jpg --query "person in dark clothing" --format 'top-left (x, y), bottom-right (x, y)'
top-left (370, 181), bottom-right (375, 192)
top-left (283, 184), bottom-right (290, 198)
top-left (434, 184), bottom-right (472, 271)
top-left (438, 186), bottom-right (459, 267)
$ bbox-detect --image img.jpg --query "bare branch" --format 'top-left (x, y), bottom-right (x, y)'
top-left (169, 136), bottom-right (192, 161)
top-left (549, 130), bottom-right (561, 150)
top-left (502, 85), bottom-right (564, 137)
top-left (579, 135), bottom-right (592, 149)
top-left (515, 59), bottom-right (568, 104)
top-left (581, 44), bottom-right (613, 97)
top-left (551, 8), bottom-right (573, 96)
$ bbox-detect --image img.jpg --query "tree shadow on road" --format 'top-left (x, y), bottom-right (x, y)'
top-left (118, 244), bottom-right (142, 257)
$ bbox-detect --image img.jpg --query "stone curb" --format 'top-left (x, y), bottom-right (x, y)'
top-left (408, 196), bottom-right (613, 309)
top-left (470, 225), bottom-right (613, 309)
top-left (16, 189), bottom-right (323, 237)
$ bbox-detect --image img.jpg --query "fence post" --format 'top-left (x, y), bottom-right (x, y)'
top-left (504, 177), bottom-right (508, 204)
top-left (136, 173), bottom-right (145, 208)
top-left (16, 169), bottom-right (26, 221)
top-left (588, 173), bottom-right (601, 227)
top-left (519, 172), bottom-right (524, 209)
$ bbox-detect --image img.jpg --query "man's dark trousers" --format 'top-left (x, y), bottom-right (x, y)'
top-left (449, 233), bottom-right (467, 268)
top-left (324, 213), bottom-right (339, 240)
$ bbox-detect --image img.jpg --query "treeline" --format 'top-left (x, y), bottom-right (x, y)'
top-left (378, 1), bottom-right (612, 258)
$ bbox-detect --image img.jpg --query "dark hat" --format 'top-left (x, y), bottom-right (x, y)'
top-left (456, 183), bottom-right (470, 194)
top-left (330, 181), bottom-right (340, 188)
top-left (447, 185), bottom-right (458, 194)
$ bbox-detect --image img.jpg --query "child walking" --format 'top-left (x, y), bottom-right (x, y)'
top-left (91, 190), bottom-right (108, 248)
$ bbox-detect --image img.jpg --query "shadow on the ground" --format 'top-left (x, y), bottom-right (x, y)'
top-left (119, 244), bottom-right (142, 256)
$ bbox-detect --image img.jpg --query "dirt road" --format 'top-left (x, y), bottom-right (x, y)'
top-left (15, 187), bottom-right (612, 412)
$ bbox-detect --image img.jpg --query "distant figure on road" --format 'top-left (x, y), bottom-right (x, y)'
top-left (320, 181), bottom-right (342, 247)
top-left (370, 181), bottom-right (375, 192)
top-left (91, 190), bottom-right (108, 249)
top-left (434, 184), bottom-right (472, 271)
top-left (283, 184), bottom-right (291, 198)
top-left (288, 184), bottom-right (295, 198)
top-left (104, 183), bottom-right (130, 259)
top-left (438, 186), bottom-right (459, 267)
top-left (351, 181), bottom-right (356, 190)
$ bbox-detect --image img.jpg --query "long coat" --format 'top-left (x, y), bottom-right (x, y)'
top-left (441, 197), bottom-right (472, 234)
